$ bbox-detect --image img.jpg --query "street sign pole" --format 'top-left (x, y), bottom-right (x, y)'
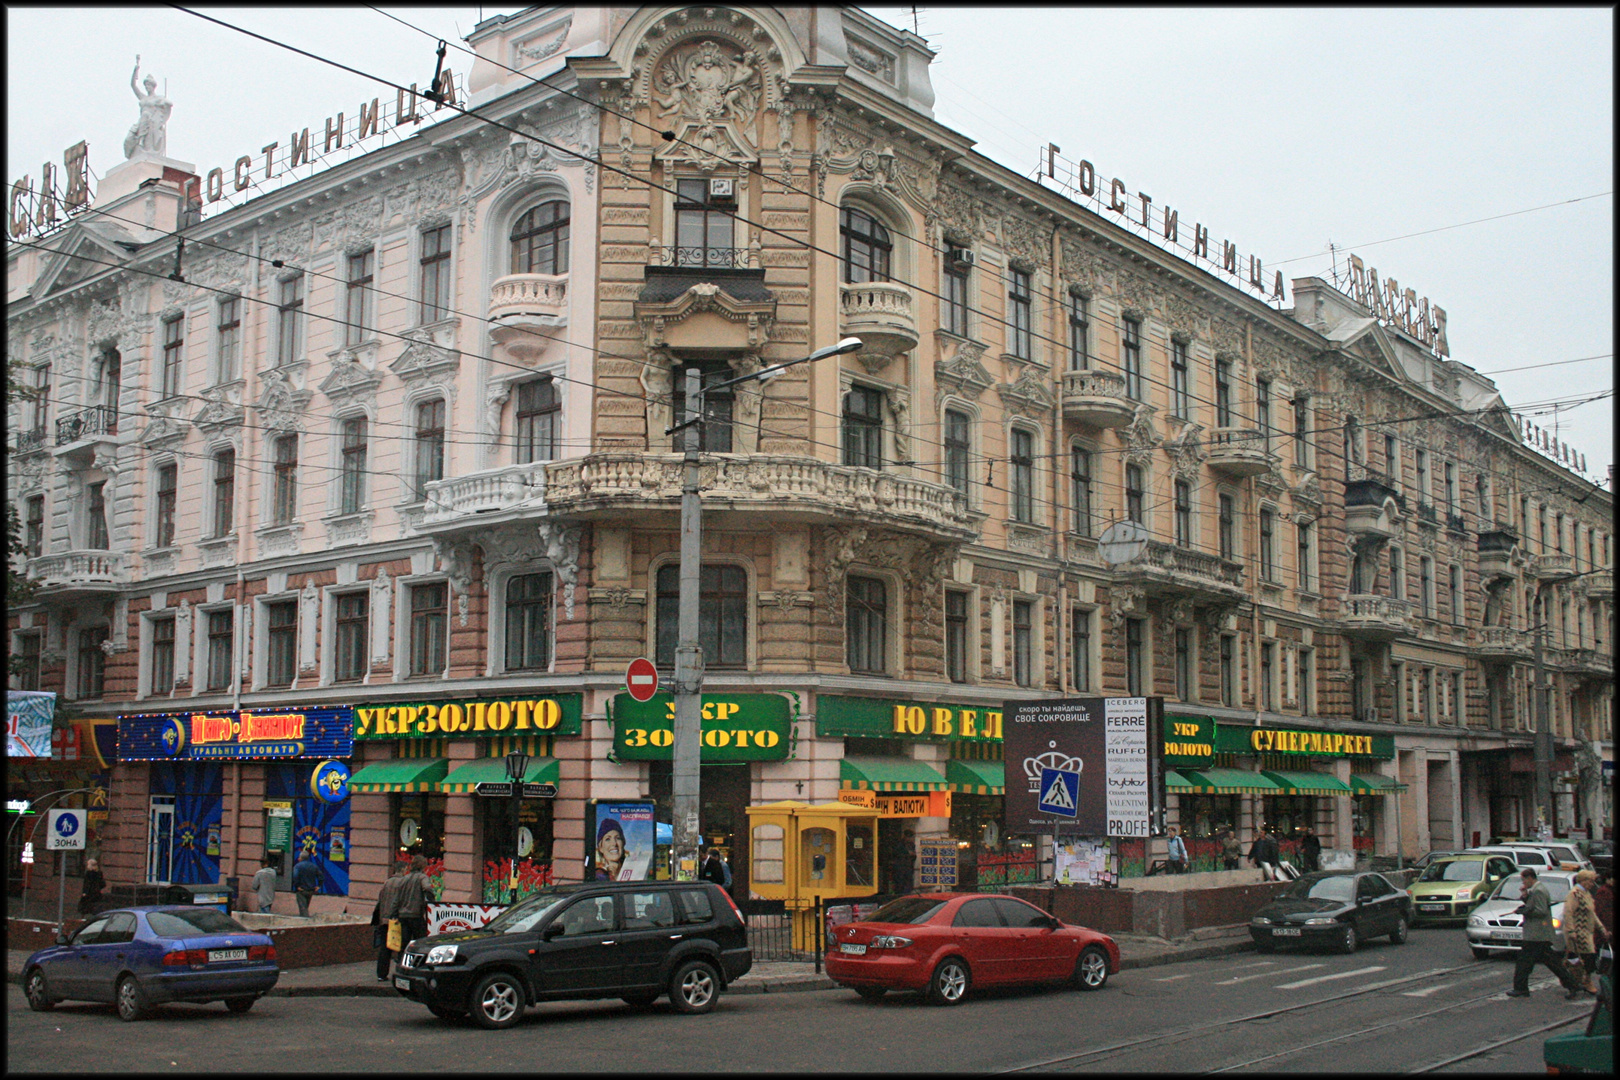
top-left (57, 848), bottom-right (67, 930)
top-left (672, 366), bottom-right (706, 883)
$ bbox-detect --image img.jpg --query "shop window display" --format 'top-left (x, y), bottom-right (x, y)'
top-left (480, 795), bottom-right (555, 903)
top-left (264, 764), bottom-right (350, 896)
top-left (393, 793), bottom-right (448, 896)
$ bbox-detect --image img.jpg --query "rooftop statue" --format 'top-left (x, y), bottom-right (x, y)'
top-left (124, 56), bottom-right (172, 159)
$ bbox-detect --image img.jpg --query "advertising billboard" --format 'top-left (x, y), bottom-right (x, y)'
top-left (1003, 697), bottom-right (1164, 837)
top-left (6, 690), bottom-right (56, 758)
top-left (586, 800), bottom-right (657, 882)
top-left (117, 706), bottom-right (354, 761)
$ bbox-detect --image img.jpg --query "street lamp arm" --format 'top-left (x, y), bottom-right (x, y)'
top-left (703, 337), bottom-right (864, 394)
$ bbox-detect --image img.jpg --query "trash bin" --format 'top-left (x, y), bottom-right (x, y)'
top-left (160, 882), bottom-right (233, 914)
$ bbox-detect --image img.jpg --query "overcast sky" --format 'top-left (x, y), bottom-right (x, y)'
top-left (7, 6), bottom-right (1612, 483)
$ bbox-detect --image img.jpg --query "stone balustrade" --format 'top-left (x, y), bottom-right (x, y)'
top-left (418, 462), bottom-right (549, 529)
top-left (1205, 427), bottom-right (1275, 478)
top-left (1339, 593), bottom-right (1413, 638)
top-left (1060, 370), bottom-right (1134, 428)
top-left (29, 550), bottom-right (127, 591)
top-left (839, 281), bottom-right (918, 357)
top-left (489, 273), bottom-right (568, 325)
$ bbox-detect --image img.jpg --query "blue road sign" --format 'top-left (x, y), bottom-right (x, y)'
top-left (1038, 767), bottom-right (1080, 818)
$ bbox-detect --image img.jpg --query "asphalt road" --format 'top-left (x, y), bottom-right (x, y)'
top-left (8, 925), bottom-right (1598, 1073)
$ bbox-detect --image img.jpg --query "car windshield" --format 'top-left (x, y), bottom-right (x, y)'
top-left (1282, 875), bottom-right (1355, 902)
top-left (866, 897), bottom-right (949, 925)
top-left (1492, 877), bottom-right (1572, 903)
top-left (146, 909), bottom-right (248, 936)
top-left (481, 887), bottom-right (580, 934)
top-left (1420, 860), bottom-right (1483, 883)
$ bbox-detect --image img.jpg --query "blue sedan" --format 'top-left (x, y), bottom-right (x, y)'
top-left (23, 906), bottom-right (280, 1021)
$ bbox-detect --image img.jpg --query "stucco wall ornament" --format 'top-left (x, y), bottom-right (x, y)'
top-left (1166, 423), bottom-right (1205, 479)
top-left (318, 358), bottom-right (382, 410)
top-left (192, 387), bottom-right (245, 434)
top-left (822, 525), bottom-right (869, 610)
top-left (515, 19), bottom-right (571, 64)
top-left (1123, 405), bottom-right (1162, 468)
top-left (1109, 585), bottom-right (1148, 632)
top-left (934, 339), bottom-right (995, 405)
top-left (312, 196), bottom-right (384, 253)
top-left (255, 365), bottom-right (313, 434)
top-left (996, 368), bottom-right (1057, 419)
top-left (537, 522), bottom-right (583, 619)
top-left (390, 333), bottom-right (461, 384)
top-left (649, 38), bottom-right (764, 167)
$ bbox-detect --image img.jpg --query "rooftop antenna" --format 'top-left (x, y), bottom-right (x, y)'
top-left (910, 5), bottom-right (923, 35)
top-left (1328, 241), bottom-right (1340, 286)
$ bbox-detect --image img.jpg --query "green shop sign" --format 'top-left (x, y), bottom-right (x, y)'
top-left (1213, 723), bottom-right (1394, 760)
top-left (815, 695), bottom-right (1004, 743)
top-left (610, 693), bottom-right (795, 762)
top-left (353, 694), bottom-right (583, 739)
top-left (1163, 715), bottom-right (1214, 767)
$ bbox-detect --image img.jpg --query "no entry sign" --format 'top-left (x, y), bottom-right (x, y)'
top-left (626, 658), bottom-right (659, 703)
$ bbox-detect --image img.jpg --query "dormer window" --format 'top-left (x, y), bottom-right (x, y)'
top-left (511, 200), bottom-right (569, 275)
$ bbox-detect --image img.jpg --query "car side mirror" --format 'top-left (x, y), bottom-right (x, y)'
top-left (1041, 916), bottom-right (1061, 930)
top-left (541, 924), bottom-right (564, 941)
top-left (55, 931), bottom-right (69, 946)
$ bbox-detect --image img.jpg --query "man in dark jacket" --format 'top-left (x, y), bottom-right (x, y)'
top-left (389, 855), bottom-right (435, 951)
top-left (1507, 868), bottom-right (1584, 998)
top-left (700, 848), bottom-right (730, 888)
top-left (1300, 828), bottom-right (1322, 873)
top-left (292, 851), bottom-right (320, 917)
top-left (1250, 829), bottom-right (1279, 881)
top-left (371, 863), bottom-right (407, 981)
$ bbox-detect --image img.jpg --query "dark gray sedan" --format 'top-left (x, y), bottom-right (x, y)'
top-left (1249, 871), bottom-right (1414, 954)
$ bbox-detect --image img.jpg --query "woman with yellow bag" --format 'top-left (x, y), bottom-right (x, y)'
top-left (372, 861), bottom-right (408, 982)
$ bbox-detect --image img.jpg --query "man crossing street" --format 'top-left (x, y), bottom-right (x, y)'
top-left (1506, 868), bottom-right (1584, 999)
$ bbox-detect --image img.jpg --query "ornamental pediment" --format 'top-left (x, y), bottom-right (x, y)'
top-left (319, 359), bottom-right (383, 405)
top-left (29, 224), bottom-right (139, 301)
top-left (934, 339), bottom-right (995, 400)
top-left (390, 336), bottom-right (461, 383)
top-left (635, 277), bottom-right (776, 352)
top-left (996, 367), bottom-right (1057, 417)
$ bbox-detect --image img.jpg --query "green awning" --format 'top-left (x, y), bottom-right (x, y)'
top-left (1261, 769), bottom-right (1354, 795)
top-left (1349, 772), bottom-right (1409, 796)
top-left (841, 756), bottom-right (950, 792)
top-left (437, 756), bottom-right (559, 794)
top-left (1165, 770), bottom-right (1197, 790)
top-left (348, 758), bottom-right (449, 793)
top-left (946, 759), bottom-right (1004, 795)
top-left (1178, 768), bottom-right (1283, 794)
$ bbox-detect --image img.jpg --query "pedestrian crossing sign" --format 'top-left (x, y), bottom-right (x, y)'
top-left (1038, 767), bottom-right (1080, 818)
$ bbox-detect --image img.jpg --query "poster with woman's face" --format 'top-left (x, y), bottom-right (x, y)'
top-left (589, 801), bottom-right (656, 881)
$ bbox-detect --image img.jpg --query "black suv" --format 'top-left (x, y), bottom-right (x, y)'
top-left (393, 881), bottom-right (752, 1028)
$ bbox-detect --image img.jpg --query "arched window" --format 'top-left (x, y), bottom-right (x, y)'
top-left (840, 207), bottom-right (892, 284)
top-left (510, 200), bottom-right (570, 275)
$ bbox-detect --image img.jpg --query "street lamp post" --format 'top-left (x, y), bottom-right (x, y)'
top-left (505, 747), bottom-right (530, 904)
top-left (667, 338), bottom-right (863, 881)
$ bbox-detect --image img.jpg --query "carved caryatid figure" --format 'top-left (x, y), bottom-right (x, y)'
top-left (124, 57), bottom-right (172, 159)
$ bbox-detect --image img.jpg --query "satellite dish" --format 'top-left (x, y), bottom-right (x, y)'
top-left (1096, 520), bottom-right (1150, 565)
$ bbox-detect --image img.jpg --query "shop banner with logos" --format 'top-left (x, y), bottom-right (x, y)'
top-left (353, 694), bottom-right (582, 739)
top-left (6, 691), bottom-right (56, 758)
top-left (610, 693), bottom-right (795, 762)
top-left (427, 902), bottom-right (507, 936)
top-left (1003, 697), bottom-right (1164, 838)
top-left (118, 706), bottom-right (354, 760)
top-left (1213, 723), bottom-right (1394, 759)
top-left (816, 694), bottom-right (1004, 743)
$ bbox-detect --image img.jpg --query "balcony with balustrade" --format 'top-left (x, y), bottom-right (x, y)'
top-left (1110, 539), bottom-right (1248, 606)
top-left (1476, 624), bottom-right (1532, 662)
top-left (1205, 427), bottom-right (1276, 478)
top-left (1585, 568), bottom-right (1612, 601)
top-left (488, 273), bottom-right (568, 346)
top-left (1060, 370), bottom-right (1134, 429)
top-left (415, 462), bottom-right (550, 537)
top-left (1338, 594), bottom-right (1413, 640)
top-left (839, 281), bottom-right (918, 359)
top-left (1562, 647), bottom-right (1613, 681)
top-left (1532, 553), bottom-right (1575, 581)
top-left (28, 550), bottom-right (127, 600)
top-left (1344, 471), bottom-right (1403, 543)
top-left (1477, 527), bottom-right (1520, 584)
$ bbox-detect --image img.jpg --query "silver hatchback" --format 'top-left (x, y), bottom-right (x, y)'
top-left (1464, 870), bottom-right (1574, 958)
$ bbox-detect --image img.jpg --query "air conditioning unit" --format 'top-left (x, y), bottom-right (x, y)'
top-left (708, 178), bottom-right (736, 204)
top-left (947, 247), bottom-right (974, 271)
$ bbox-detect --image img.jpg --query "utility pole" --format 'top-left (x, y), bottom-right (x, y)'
top-left (1532, 623), bottom-right (1552, 838)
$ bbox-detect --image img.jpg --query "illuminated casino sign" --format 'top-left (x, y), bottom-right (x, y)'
top-left (117, 706), bottom-right (353, 761)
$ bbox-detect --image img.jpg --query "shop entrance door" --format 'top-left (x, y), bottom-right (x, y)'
top-left (147, 797), bottom-right (175, 884)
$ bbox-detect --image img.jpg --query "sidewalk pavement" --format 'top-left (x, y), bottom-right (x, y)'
top-left (7, 925), bottom-right (1253, 998)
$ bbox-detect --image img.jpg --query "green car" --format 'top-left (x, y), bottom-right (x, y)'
top-left (1545, 975), bottom-right (1611, 1075)
top-left (1405, 854), bottom-right (1517, 923)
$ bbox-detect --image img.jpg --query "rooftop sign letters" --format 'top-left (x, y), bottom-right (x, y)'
top-left (117, 706), bottom-right (353, 761)
top-left (8, 142), bottom-right (90, 240)
top-left (815, 695), bottom-right (1004, 743)
top-left (1343, 254), bottom-right (1449, 357)
top-left (353, 695), bottom-right (583, 740)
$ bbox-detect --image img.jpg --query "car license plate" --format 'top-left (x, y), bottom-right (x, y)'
top-left (839, 943), bottom-right (868, 955)
top-left (1490, 932), bottom-right (1518, 941)
top-left (208, 948), bottom-right (248, 962)
top-left (1419, 904), bottom-right (1445, 912)
top-left (1273, 928), bottom-right (1302, 937)
top-left (395, 977), bottom-right (411, 990)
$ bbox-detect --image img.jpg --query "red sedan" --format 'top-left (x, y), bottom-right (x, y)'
top-left (825, 893), bottom-right (1119, 1005)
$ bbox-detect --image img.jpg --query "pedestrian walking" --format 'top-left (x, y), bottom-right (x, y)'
top-left (252, 855), bottom-right (278, 914)
top-left (1166, 827), bottom-right (1188, 874)
top-left (1250, 828), bottom-right (1279, 881)
top-left (1563, 869), bottom-right (1607, 995)
top-left (371, 863), bottom-right (408, 982)
top-left (1221, 828), bottom-right (1243, 871)
top-left (700, 847), bottom-right (731, 888)
top-left (292, 850), bottom-right (321, 917)
top-left (1301, 827), bottom-right (1322, 874)
top-left (390, 854), bottom-right (436, 951)
top-left (1506, 868), bottom-right (1584, 999)
top-left (78, 858), bottom-right (106, 917)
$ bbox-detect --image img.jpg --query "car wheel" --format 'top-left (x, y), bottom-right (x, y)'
top-left (1389, 917), bottom-right (1409, 945)
top-left (928, 957), bottom-right (970, 1006)
top-left (621, 993), bottom-right (659, 1008)
top-left (669, 959), bottom-right (719, 1015)
top-left (854, 987), bottom-right (887, 1001)
top-left (24, 968), bottom-right (55, 1012)
top-left (468, 971), bottom-right (526, 1030)
top-left (1073, 945), bottom-right (1109, 991)
top-left (1339, 923), bottom-right (1358, 955)
top-left (426, 1003), bottom-right (467, 1020)
top-left (224, 996), bottom-right (256, 1014)
top-left (115, 975), bottom-right (148, 1022)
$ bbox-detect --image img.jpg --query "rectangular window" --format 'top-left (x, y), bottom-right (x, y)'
top-left (31, 363), bottom-right (51, 434)
top-left (1125, 618), bottom-right (1144, 697)
top-left (1451, 671), bottom-right (1464, 724)
top-left (1219, 635), bottom-right (1235, 707)
top-left (1125, 464), bottom-right (1144, 524)
top-left (1444, 462), bottom-right (1457, 514)
top-left (1070, 447), bottom-right (1092, 536)
top-left (334, 592), bottom-right (369, 682)
top-left (150, 616), bottom-right (175, 696)
top-left (265, 601), bottom-right (296, 688)
top-left (25, 494), bottom-right (44, 558)
top-left (1214, 356), bottom-right (1232, 427)
top-left (1174, 627), bottom-right (1192, 702)
top-left (674, 179), bottom-right (736, 267)
top-left (16, 633), bottom-right (42, 691)
top-left (212, 449), bottom-right (235, 537)
top-left (276, 275), bottom-right (304, 366)
top-left (846, 576), bottom-right (887, 674)
top-left (1259, 508), bottom-right (1276, 582)
top-left (76, 627), bottom-right (108, 699)
top-left (1010, 428), bottom-right (1035, 523)
top-left (944, 255), bottom-right (970, 337)
top-left (505, 572), bottom-right (554, 672)
top-left (1449, 564), bottom-right (1462, 624)
top-left (419, 224), bottom-right (451, 324)
top-left (1013, 599), bottom-right (1033, 688)
top-left (414, 398), bottom-right (446, 501)
top-left (1420, 556), bottom-right (1433, 619)
top-left (272, 435), bottom-right (298, 525)
top-left (1385, 434), bottom-right (1399, 486)
top-left (1008, 270), bottom-right (1032, 360)
top-left (216, 296), bottom-right (241, 383)
top-left (340, 417), bottom-right (367, 514)
top-left (206, 608), bottom-right (234, 692)
top-left (944, 410), bottom-right (971, 496)
top-left (1298, 648), bottom-right (1314, 714)
top-left (843, 385), bottom-right (884, 469)
top-left (1218, 493), bottom-right (1235, 561)
top-left (1297, 520), bottom-right (1313, 592)
top-left (1539, 506), bottom-right (1547, 551)
top-left (1255, 377), bottom-right (1271, 449)
top-left (1067, 292), bottom-right (1089, 371)
top-left (1415, 449), bottom-right (1429, 505)
top-left (1071, 609), bottom-right (1091, 691)
top-left (1174, 480), bottom-right (1192, 548)
top-left (1121, 317), bottom-right (1143, 400)
top-left (155, 464), bottom-right (177, 547)
top-left (161, 315), bottom-right (184, 398)
top-left (1393, 662), bottom-right (1407, 722)
top-left (654, 564), bottom-right (748, 669)
top-left (945, 590), bottom-right (969, 684)
top-left (1293, 396), bottom-right (1309, 467)
top-left (1260, 642), bottom-right (1275, 712)
top-left (1555, 513), bottom-right (1564, 553)
top-left (409, 582), bottom-right (448, 676)
top-left (515, 378), bottom-right (560, 463)
top-left (344, 249), bottom-right (375, 345)
top-left (87, 482), bottom-right (109, 550)
top-left (670, 365), bottom-right (734, 453)
top-left (1171, 340), bottom-right (1190, 418)
top-left (1388, 547), bottom-right (1403, 600)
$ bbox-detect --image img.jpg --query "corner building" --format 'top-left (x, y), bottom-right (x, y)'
top-left (9, 6), bottom-right (1611, 914)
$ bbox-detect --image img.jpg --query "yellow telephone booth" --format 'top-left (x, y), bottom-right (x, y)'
top-left (744, 801), bottom-right (881, 951)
